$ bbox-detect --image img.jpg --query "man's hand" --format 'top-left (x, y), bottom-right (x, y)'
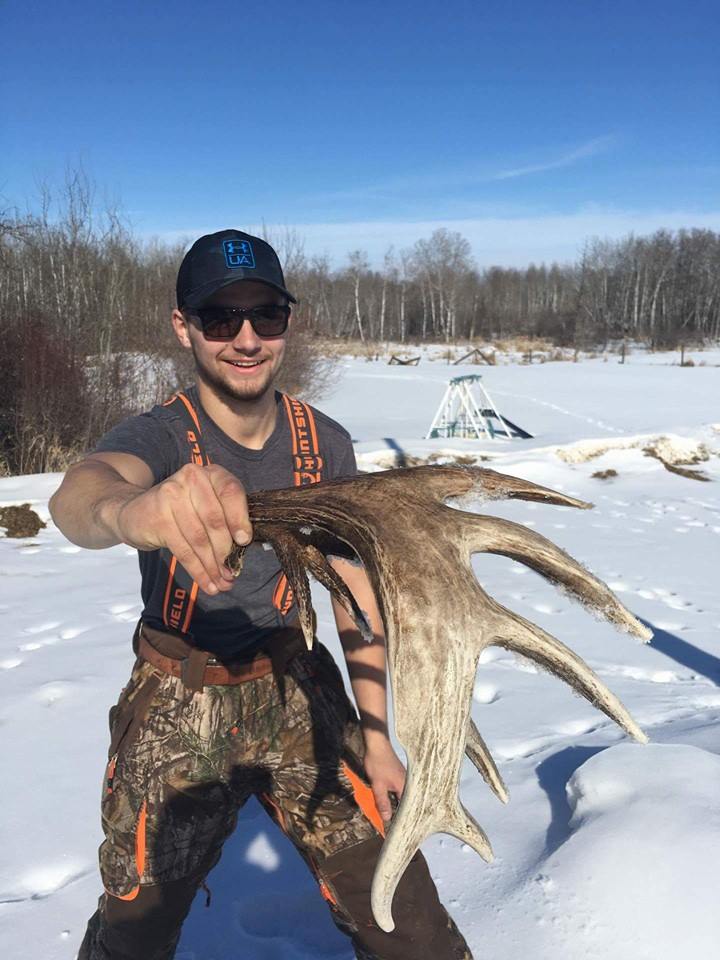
top-left (115, 463), bottom-right (252, 596)
top-left (363, 737), bottom-right (407, 825)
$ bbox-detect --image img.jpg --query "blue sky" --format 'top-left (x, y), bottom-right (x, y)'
top-left (2, 0), bottom-right (718, 266)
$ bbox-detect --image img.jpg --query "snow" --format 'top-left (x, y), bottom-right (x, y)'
top-left (1, 350), bottom-right (719, 959)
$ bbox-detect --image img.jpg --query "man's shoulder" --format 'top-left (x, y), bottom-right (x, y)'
top-left (93, 398), bottom-right (188, 483)
top-left (106, 401), bottom-right (186, 439)
top-left (303, 402), bottom-right (352, 446)
top-left (296, 400), bottom-right (356, 479)
top-left (129, 390), bottom-right (207, 436)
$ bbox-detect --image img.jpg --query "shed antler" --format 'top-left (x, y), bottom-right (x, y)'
top-left (229, 466), bottom-right (651, 932)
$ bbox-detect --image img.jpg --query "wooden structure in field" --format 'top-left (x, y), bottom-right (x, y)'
top-left (388, 354), bottom-right (421, 366)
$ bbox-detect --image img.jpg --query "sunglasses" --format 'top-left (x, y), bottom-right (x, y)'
top-left (190, 304), bottom-right (291, 340)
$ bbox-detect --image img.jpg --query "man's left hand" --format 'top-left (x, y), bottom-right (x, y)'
top-left (363, 738), bottom-right (407, 825)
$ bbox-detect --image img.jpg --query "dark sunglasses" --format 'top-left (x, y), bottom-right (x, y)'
top-left (190, 304), bottom-right (291, 340)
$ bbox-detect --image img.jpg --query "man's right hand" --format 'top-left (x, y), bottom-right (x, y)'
top-left (50, 455), bottom-right (253, 597)
top-left (116, 463), bottom-right (253, 596)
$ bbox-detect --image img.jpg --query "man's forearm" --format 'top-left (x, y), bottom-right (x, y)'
top-left (49, 461), bottom-right (145, 549)
top-left (339, 625), bottom-right (392, 746)
top-left (330, 559), bottom-right (393, 747)
top-left (331, 562), bottom-right (407, 818)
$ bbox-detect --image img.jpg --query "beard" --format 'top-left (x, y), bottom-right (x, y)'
top-left (189, 340), bottom-right (284, 405)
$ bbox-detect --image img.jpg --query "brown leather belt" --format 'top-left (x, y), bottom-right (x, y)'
top-left (136, 620), bottom-right (312, 694)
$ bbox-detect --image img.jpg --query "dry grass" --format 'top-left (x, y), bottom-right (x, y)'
top-left (592, 469), bottom-right (619, 480)
top-left (493, 336), bottom-right (555, 354)
top-left (643, 447), bottom-right (711, 482)
top-left (314, 338), bottom-right (390, 361)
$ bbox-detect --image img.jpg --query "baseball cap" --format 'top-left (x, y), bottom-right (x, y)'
top-left (176, 229), bottom-right (297, 309)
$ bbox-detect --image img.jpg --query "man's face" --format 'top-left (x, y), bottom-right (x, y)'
top-left (176, 280), bottom-right (289, 404)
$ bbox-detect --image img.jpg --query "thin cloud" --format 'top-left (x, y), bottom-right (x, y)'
top-left (304, 136), bottom-right (617, 205)
top-left (491, 136), bottom-right (616, 181)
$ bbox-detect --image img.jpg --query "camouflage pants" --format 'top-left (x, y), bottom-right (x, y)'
top-left (78, 636), bottom-right (473, 960)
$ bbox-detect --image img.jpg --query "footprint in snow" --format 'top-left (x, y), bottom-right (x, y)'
top-left (7, 862), bottom-right (94, 901)
top-left (473, 682), bottom-right (499, 704)
top-left (19, 636), bottom-right (59, 651)
top-left (33, 680), bottom-right (78, 706)
top-left (109, 602), bottom-right (141, 623)
top-left (556, 718), bottom-right (598, 736)
top-left (24, 621), bottom-right (61, 634)
top-left (479, 647), bottom-right (508, 665)
top-left (618, 665), bottom-right (679, 684)
top-left (533, 603), bottom-right (563, 615)
top-left (0, 657), bottom-right (23, 670)
top-left (693, 693), bottom-right (720, 708)
top-left (494, 735), bottom-right (552, 761)
top-left (110, 603), bottom-right (136, 614)
top-left (660, 594), bottom-right (692, 610)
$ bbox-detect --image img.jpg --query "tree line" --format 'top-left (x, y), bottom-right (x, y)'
top-left (1, 175), bottom-right (718, 474)
top-left (287, 227), bottom-right (720, 348)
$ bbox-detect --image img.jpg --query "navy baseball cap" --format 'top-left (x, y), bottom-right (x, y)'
top-left (176, 229), bottom-right (297, 309)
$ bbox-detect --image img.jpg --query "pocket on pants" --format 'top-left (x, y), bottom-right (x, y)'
top-left (100, 660), bottom-right (163, 899)
top-left (104, 659), bottom-right (163, 794)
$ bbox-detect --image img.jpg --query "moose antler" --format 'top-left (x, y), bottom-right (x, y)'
top-left (228, 465), bottom-right (651, 932)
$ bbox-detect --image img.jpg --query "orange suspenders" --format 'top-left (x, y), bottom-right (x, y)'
top-left (271, 394), bottom-right (325, 614)
top-left (160, 392), bottom-right (323, 633)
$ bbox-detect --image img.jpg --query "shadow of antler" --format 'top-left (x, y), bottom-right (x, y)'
top-left (228, 465), bottom-right (651, 932)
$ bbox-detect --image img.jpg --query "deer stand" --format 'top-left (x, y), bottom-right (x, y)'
top-left (426, 375), bottom-right (531, 440)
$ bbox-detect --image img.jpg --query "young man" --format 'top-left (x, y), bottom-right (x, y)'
top-left (50, 230), bottom-right (472, 960)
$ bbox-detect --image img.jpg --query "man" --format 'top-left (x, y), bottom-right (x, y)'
top-left (50, 230), bottom-right (472, 960)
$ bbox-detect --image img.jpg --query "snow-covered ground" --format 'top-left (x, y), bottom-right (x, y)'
top-left (1, 353), bottom-right (719, 960)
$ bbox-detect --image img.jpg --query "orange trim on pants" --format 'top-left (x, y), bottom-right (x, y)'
top-left (110, 800), bottom-right (147, 902)
top-left (341, 761), bottom-right (386, 837)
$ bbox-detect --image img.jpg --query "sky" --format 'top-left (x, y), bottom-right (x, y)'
top-left (2, 0), bottom-right (719, 267)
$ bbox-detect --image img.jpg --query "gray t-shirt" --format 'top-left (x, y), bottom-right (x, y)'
top-left (94, 387), bottom-right (356, 657)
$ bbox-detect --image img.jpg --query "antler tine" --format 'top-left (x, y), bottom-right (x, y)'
top-left (461, 467), bottom-right (594, 510)
top-left (369, 465), bottom-right (594, 510)
top-left (371, 788), bottom-right (493, 933)
top-left (301, 543), bottom-right (373, 641)
top-left (465, 719), bottom-right (509, 803)
top-left (265, 529), bottom-right (316, 650)
top-left (490, 604), bottom-right (648, 743)
top-left (461, 513), bottom-right (652, 640)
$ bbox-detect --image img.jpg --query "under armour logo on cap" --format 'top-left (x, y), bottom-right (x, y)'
top-left (223, 239), bottom-right (255, 269)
